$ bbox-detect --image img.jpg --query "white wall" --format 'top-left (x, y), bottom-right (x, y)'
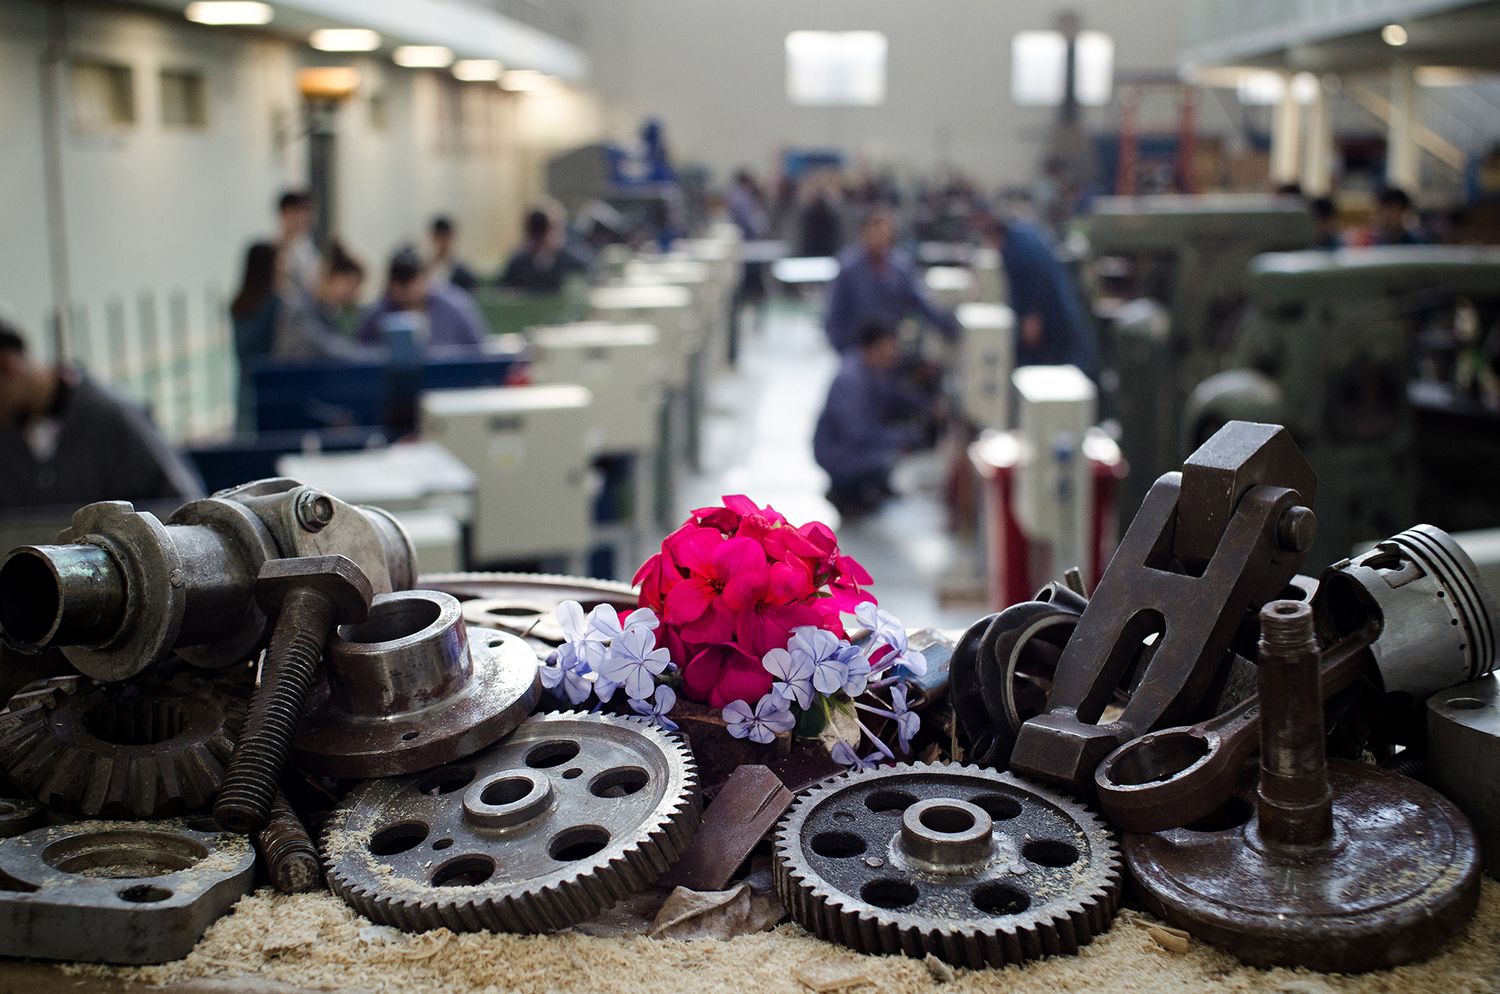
top-left (581, 0), bottom-right (1201, 189)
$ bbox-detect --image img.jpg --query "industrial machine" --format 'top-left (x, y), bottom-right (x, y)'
top-left (955, 303), bottom-right (1015, 430)
top-left (1188, 246), bottom-right (1500, 566)
top-left (527, 323), bottom-right (665, 455)
top-left (1080, 194), bottom-right (1316, 523)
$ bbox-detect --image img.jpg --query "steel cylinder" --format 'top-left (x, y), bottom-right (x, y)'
top-left (1255, 599), bottom-right (1334, 847)
top-left (0, 544), bottom-right (127, 650)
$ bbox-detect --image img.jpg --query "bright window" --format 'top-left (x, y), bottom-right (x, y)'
top-left (785, 31), bottom-right (887, 107)
top-left (1011, 30), bottom-right (1113, 106)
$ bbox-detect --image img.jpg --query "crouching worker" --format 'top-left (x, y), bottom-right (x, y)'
top-left (813, 323), bottom-right (933, 519)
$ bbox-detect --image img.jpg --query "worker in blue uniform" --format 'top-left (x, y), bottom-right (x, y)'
top-left (986, 215), bottom-right (1098, 377)
top-left (824, 209), bottom-right (959, 354)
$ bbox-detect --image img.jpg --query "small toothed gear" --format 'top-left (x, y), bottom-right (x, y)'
top-left (773, 762), bottom-right (1122, 968)
top-left (324, 711), bottom-right (700, 933)
top-left (0, 673), bottom-right (244, 818)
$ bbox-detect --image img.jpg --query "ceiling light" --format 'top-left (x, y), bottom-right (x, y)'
top-left (297, 66), bottom-right (362, 100)
top-left (501, 69), bottom-right (556, 92)
top-left (393, 45), bottom-right (454, 69)
top-left (185, 2), bottom-right (273, 25)
top-left (1381, 23), bottom-right (1408, 46)
top-left (453, 59), bottom-right (504, 82)
top-left (310, 28), bottom-right (381, 52)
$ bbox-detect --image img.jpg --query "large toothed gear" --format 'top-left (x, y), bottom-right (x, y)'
top-left (324, 711), bottom-right (700, 933)
top-left (772, 762), bottom-right (1122, 968)
top-left (0, 674), bottom-right (243, 818)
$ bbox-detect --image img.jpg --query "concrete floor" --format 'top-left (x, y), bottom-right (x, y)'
top-left (673, 302), bottom-right (979, 632)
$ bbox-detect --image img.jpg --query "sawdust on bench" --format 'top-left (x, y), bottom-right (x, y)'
top-left (80, 879), bottom-right (1500, 994)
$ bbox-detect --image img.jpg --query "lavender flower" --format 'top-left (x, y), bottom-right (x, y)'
top-left (630, 684), bottom-right (679, 731)
top-left (889, 685), bottom-right (920, 752)
top-left (791, 627), bottom-right (860, 696)
top-left (598, 626), bottom-right (672, 701)
top-left (830, 740), bottom-right (883, 771)
top-left (587, 604), bottom-right (660, 641)
top-left (723, 691), bottom-right (796, 745)
top-left (541, 642), bottom-right (594, 706)
top-left (556, 601), bottom-right (607, 670)
top-left (856, 603), bottom-right (927, 680)
top-left (762, 647), bottom-right (815, 708)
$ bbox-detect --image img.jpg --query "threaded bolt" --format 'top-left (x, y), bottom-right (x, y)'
top-left (255, 792), bottom-right (323, 893)
top-left (295, 490), bottom-right (336, 533)
top-left (1255, 598), bottom-right (1334, 847)
top-left (215, 588), bottom-right (335, 834)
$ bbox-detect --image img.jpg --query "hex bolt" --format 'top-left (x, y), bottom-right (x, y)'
top-left (1255, 599), bottom-right (1334, 847)
top-left (255, 792), bottom-right (323, 893)
top-left (214, 555), bottom-right (373, 834)
top-left (295, 490), bottom-right (336, 533)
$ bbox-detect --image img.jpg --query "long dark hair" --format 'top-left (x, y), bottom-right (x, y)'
top-left (231, 241), bottom-right (278, 319)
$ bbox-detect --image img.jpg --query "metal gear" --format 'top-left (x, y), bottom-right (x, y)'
top-left (772, 762), bottom-right (1121, 968)
top-left (423, 571), bottom-right (639, 646)
top-left (0, 673), bottom-right (243, 818)
top-left (324, 711), bottom-right (700, 933)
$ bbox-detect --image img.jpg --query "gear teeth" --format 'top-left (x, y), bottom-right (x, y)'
top-left (325, 711), bottom-right (700, 934)
top-left (772, 761), bottom-right (1122, 969)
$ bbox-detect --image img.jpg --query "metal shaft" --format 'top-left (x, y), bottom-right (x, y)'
top-left (1255, 599), bottom-right (1333, 846)
top-left (0, 545), bottom-right (125, 649)
top-left (255, 793), bottom-right (322, 893)
top-left (214, 588), bottom-right (335, 834)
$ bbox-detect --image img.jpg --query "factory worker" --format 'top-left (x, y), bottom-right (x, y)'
top-left (984, 215), bottom-right (1099, 378)
top-left (824, 208), bottom-right (960, 354)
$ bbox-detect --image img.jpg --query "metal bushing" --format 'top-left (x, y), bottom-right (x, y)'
top-left (1428, 674), bottom-right (1500, 879)
top-left (0, 673), bottom-right (243, 819)
top-left (0, 817), bottom-right (254, 964)
top-left (1318, 525), bottom-right (1498, 701)
top-left (294, 590), bottom-right (541, 779)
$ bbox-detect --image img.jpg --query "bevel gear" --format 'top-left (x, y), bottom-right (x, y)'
top-left (0, 672), bottom-right (243, 818)
top-left (772, 762), bottom-right (1121, 967)
top-left (324, 711), bottom-right (700, 933)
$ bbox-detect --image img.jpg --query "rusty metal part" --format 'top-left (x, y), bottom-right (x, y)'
top-left (0, 817), bottom-right (255, 964)
top-left (0, 673), bottom-right (243, 819)
top-left (667, 765), bottom-right (794, 892)
top-left (255, 793), bottom-right (322, 894)
top-left (1126, 601), bottom-right (1482, 972)
top-left (0, 796), bottom-right (44, 838)
top-left (324, 712), bottom-right (701, 933)
top-left (772, 762), bottom-right (1121, 968)
top-left (1009, 422), bottom-right (1316, 794)
top-left (1318, 524), bottom-right (1499, 701)
top-left (1428, 674), bottom-right (1500, 879)
top-left (0, 479), bottom-right (414, 682)
top-left (434, 572), bottom-right (639, 644)
top-left (293, 590), bottom-right (541, 779)
top-left (214, 556), bottom-right (373, 835)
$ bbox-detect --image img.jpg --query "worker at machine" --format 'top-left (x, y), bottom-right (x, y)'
top-left (0, 320), bottom-right (203, 510)
top-left (275, 242), bottom-right (374, 360)
top-left (1310, 196), bottom-right (1344, 249)
top-left (1364, 187), bottom-right (1427, 246)
top-left (428, 215), bottom-right (480, 295)
top-left (983, 215), bottom-right (1099, 378)
top-left (824, 208), bottom-right (960, 354)
top-left (498, 206), bottom-right (590, 293)
top-left (813, 322), bottom-right (934, 519)
top-left (274, 189), bottom-right (319, 294)
top-left (355, 246), bottom-right (488, 351)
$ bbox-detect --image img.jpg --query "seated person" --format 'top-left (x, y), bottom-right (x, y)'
top-left (813, 323), bottom-right (933, 519)
top-left (498, 205), bottom-right (589, 293)
top-left (274, 242), bottom-right (373, 360)
top-left (824, 208), bottom-right (959, 354)
top-left (429, 215), bottom-right (479, 294)
top-left (0, 320), bottom-right (204, 510)
top-left (355, 247), bottom-right (489, 351)
top-left (1371, 186), bottom-right (1426, 246)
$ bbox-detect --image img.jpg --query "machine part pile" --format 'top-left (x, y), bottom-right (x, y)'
top-left (295, 590), bottom-right (541, 779)
top-left (772, 762), bottom-right (1121, 968)
top-left (0, 673), bottom-right (244, 819)
top-left (324, 712), bottom-right (701, 933)
top-left (1125, 601), bottom-right (1482, 972)
top-left (0, 818), bottom-right (255, 964)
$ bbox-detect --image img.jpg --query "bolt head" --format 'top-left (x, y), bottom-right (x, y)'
top-left (1276, 506), bottom-right (1317, 554)
top-left (256, 554), bottom-right (374, 622)
top-left (295, 490), bottom-right (336, 533)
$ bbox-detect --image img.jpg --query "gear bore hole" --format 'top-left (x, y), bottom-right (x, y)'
top-left (480, 777), bottom-right (535, 806)
top-left (810, 831), bottom-right (866, 858)
top-left (865, 790), bottom-right (917, 814)
top-left (1447, 697), bottom-right (1485, 710)
top-left (562, 768), bottom-right (583, 779)
top-left (1022, 839), bottom-right (1079, 867)
top-left (485, 606), bottom-right (540, 617)
top-left (861, 878), bottom-right (919, 909)
top-left (589, 767), bottom-right (648, 798)
top-left (919, 806), bottom-right (976, 834)
top-left (431, 855), bottom-right (495, 887)
top-left (117, 884), bottom-right (173, 903)
top-left (415, 766), bottom-right (475, 796)
top-left (973, 881), bottom-right (1031, 916)
top-left (432, 838), bottom-right (453, 851)
top-left (526, 740), bottom-right (581, 768)
top-left (369, 821), bottom-right (429, 856)
top-left (401, 730), bottom-right (420, 741)
top-left (82, 698), bottom-right (186, 746)
top-left (44, 832), bottom-right (205, 878)
top-left (549, 826), bottom-right (611, 862)
top-left (1185, 796), bottom-right (1253, 833)
top-left (971, 793), bottom-right (1022, 821)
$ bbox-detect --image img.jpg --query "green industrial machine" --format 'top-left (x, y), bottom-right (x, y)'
top-left (1080, 194), bottom-right (1317, 524)
top-left (1187, 246), bottom-right (1500, 568)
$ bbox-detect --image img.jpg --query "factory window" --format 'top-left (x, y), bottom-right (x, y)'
top-left (1011, 30), bottom-right (1113, 106)
top-left (785, 31), bottom-right (887, 106)
top-left (160, 69), bottom-right (208, 128)
top-left (69, 59), bottom-right (136, 131)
